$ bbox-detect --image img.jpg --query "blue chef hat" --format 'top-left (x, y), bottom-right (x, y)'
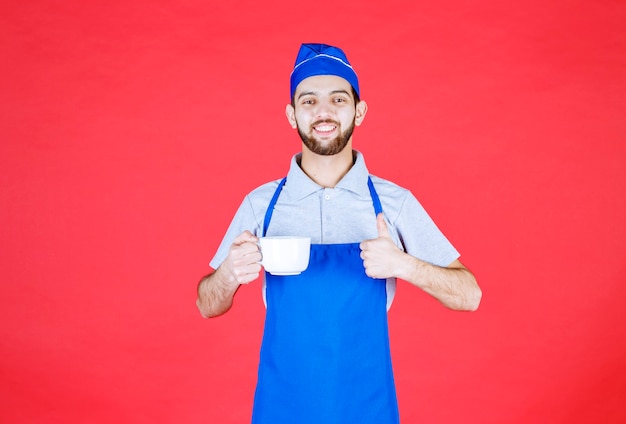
top-left (290, 43), bottom-right (360, 100)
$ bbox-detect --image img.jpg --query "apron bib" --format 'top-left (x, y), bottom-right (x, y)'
top-left (251, 178), bottom-right (399, 424)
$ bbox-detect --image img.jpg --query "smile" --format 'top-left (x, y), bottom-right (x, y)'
top-left (313, 123), bottom-right (337, 133)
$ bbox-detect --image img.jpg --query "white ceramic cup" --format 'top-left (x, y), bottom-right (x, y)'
top-left (259, 236), bottom-right (311, 275)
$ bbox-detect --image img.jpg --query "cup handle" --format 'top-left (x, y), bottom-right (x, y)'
top-left (256, 241), bottom-right (264, 267)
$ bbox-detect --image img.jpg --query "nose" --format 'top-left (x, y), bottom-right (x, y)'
top-left (314, 99), bottom-right (334, 120)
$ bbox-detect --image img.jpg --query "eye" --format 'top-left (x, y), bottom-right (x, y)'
top-left (333, 96), bottom-right (349, 104)
top-left (301, 98), bottom-right (315, 105)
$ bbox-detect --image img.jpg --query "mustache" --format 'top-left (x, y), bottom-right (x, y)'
top-left (311, 119), bottom-right (340, 128)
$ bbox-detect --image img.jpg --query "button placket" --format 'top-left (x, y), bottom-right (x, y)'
top-left (321, 189), bottom-right (334, 241)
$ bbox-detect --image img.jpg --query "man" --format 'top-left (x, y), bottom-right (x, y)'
top-left (196, 43), bottom-right (482, 424)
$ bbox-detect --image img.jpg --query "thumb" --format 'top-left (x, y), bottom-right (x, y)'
top-left (376, 213), bottom-right (390, 238)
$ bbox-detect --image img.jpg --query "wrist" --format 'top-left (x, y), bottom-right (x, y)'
top-left (214, 264), bottom-right (240, 289)
top-left (400, 255), bottom-right (426, 285)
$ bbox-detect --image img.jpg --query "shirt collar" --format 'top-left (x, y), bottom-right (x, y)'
top-left (284, 150), bottom-right (371, 200)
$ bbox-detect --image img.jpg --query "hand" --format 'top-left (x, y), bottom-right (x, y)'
top-left (359, 213), bottom-right (405, 279)
top-left (221, 231), bottom-right (262, 285)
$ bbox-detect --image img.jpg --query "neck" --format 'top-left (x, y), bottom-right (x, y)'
top-left (300, 146), bottom-right (355, 188)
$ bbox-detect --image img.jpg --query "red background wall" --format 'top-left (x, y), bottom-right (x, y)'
top-left (1, 1), bottom-right (625, 423)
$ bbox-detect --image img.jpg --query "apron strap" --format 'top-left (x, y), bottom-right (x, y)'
top-left (262, 176), bottom-right (383, 237)
top-left (263, 177), bottom-right (287, 237)
top-left (367, 177), bottom-right (383, 216)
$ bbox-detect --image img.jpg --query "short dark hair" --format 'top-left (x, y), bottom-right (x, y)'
top-left (291, 86), bottom-right (360, 106)
top-left (351, 87), bottom-right (360, 103)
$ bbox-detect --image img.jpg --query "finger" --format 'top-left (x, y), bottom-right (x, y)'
top-left (230, 245), bottom-right (262, 266)
top-left (233, 263), bottom-right (262, 284)
top-left (233, 230), bottom-right (258, 245)
top-left (376, 213), bottom-right (390, 238)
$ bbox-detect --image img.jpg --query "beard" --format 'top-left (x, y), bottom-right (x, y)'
top-left (296, 118), bottom-right (356, 156)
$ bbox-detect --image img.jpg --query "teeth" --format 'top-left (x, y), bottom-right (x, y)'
top-left (316, 125), bottom-right (335, 132)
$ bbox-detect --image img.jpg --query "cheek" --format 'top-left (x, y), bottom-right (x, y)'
top-left (340, 111), bottom-right (357, 126)
top-left (295, 111), bottom-right (312, 127)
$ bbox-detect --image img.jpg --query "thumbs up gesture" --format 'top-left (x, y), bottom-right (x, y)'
top-left (359, 213), bottom-right (405, 279)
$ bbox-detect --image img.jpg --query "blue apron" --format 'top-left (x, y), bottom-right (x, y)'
top-left (251, 177), bottom-right (400, 424)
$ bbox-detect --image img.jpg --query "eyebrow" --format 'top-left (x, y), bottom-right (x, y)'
top-left (297, 89), bottom-right (352, 100)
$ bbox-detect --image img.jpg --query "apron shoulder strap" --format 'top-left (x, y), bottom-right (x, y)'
top-left (263, 177), bottom-right (287, 237)
top-left (367, 176), bottom-right (383, 216)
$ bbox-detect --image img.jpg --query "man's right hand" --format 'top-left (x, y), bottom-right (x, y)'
top-left (219, 230), bottom-right (263, 286)
top-left (196, 231), bottom-right (262, 318)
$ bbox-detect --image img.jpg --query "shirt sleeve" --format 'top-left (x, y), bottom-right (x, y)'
top-left (393, 192), bottom-right (460, 267)
top-left (209, 195), bottom-right (262, 270)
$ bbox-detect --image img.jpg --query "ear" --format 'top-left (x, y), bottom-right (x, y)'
top-left (355, 100), bottom-right (368, 126)
top-left (285, 104), bottom-right (297, 129)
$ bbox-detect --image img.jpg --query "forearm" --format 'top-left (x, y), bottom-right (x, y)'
top-left (196, 266), bottom-right (241, 318)
top-left (398, 256), bottom-right (482, 311)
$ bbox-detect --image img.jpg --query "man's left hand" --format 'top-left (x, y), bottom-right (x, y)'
top-left (359, 213), bottom-right (406, 279)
